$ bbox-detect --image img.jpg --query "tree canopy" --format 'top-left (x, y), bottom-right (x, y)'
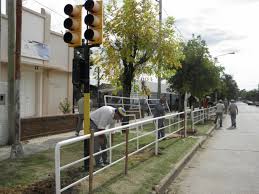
top-left (217, 73), bottom-right (239, 100)
top-left (168, 35), bottom-right (221, 99)
top-left (97, 0), bottom-right (183, 97)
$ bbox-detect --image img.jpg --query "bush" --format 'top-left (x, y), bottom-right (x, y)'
top-left (59, 98), bottom-right (71, 114)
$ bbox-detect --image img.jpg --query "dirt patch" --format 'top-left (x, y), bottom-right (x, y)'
top-left (0, 167), bottom-right (83, 194)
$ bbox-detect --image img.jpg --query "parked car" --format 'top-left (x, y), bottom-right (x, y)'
top-left (255, 101), bottom-right (259, 106)
top-left (247, 101), bottom-right (253, 105)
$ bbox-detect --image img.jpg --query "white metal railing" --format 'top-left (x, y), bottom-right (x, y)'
top-left (104, 95), bottom-right (143, 118)
top-left (55, 107), bottom-right (216, 193)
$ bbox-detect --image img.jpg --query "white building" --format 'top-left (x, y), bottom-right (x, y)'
top-left (0, 7), bottom-right (73, 117)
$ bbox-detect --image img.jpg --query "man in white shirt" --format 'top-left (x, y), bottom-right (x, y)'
top-left (90, 106), bottom-right (126, 167)
top-left (214, 99), bottom-right (225, 127)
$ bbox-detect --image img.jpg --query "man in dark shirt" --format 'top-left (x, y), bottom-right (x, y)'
top-left (154, 96), bottom-right (166, 139)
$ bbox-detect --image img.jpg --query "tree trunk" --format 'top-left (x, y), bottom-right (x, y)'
top-left (121, 63), bottom-right (134, 126)
top-left (122, 63), bottom-right (134, 98)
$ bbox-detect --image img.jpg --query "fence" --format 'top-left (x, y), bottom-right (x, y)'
top-left (55, 107), bottom-right (216, 194)
top-left (104, 95), bottom-right (143, 118)
top-left (145, 98), bottom-right (171, 116)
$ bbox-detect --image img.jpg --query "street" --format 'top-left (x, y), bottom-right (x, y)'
top-left (168, 102), bottom-right (259, 194)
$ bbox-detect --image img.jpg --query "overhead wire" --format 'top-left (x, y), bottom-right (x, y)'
top-left (162, 7), bottom-right (187, 42)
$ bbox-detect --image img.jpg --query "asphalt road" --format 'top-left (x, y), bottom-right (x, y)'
top-left (167, 102), bottom-right (259, 194)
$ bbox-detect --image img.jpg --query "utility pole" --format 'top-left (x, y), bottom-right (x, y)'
top-left (8, 0), bottom-right (16, 146)
top-left (97, 66), bottom-right (100, 107)
top-left (157, 0), bottom-right (162, 99)
top-left (8, 0), bottom-right (23, 158)
top-left (0, 0), bottom-right (2, 79)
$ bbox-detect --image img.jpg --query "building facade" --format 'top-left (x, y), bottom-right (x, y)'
top-left (0, 7), bottom-right (73, 117)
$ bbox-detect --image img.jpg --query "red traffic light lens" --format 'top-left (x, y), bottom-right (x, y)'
top-left (84, 0), bottom-right (94, 11)
top-left (64, 4), bottom-right (73, 15)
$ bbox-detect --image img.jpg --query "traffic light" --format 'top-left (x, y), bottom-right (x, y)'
top-left (84, 0), bottom-right (103, 45)
top-left (63, 4), bottom-right (82, 47)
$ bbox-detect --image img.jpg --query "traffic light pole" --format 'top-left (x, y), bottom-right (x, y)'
top-left (82, 43), bottom-right (90, 171)
top-left (82, 42), bottom-right (100, 171)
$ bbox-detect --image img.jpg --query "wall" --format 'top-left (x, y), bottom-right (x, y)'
top-left (47, 70), bottom-right (68, 115)
top-left (21, 114), bottom-right (77, 140)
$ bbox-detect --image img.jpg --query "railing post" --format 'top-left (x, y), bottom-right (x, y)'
top-left (184, 110), bottom-right (187, 137)
top-left (168, 117), bottom-right (172, 133)
top-left (178, 114), bottom-right (180, 131)
top-left (109, 132), bottom-right (112, 164)
top-left (89, 130), bottom-right (94, 194)
top-left (155, 119), bottom-right (159, 155)
top-left (136, 117), bottom-right (139, 150)
top-left (191, 110), bottom-right (194, 133)
top-left (125, 128), bottom-right (129, 175)
top-left (55, 145), bottom-right (61, 194)
top-left (202, 109), bottom-right (205, 124)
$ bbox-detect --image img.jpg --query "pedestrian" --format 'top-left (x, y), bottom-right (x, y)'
top-left (90, 106), bottom-right (126, 167)
top-left (214, 99), bottom-right (225, 127)
top-left (228, 99), bottom-right (238, 128)
top-left (224, 98), bottom-right (229, 114)
top-left (154, 96), bottom-right (166, 139)
top-left (75, 95), bottom-right (84, 136)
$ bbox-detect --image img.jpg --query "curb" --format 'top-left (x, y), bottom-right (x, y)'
top-left (153, 124), bottom-right (216, 194)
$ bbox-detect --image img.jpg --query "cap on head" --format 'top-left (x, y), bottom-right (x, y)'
top-left (219, 99), bottom-right (223, 103)
top-left (116, 107), bottom-right (126, 117)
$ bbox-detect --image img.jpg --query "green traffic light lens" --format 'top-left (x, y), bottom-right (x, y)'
top-left (63, 32), bottom-right (73, 43)
top-left (84, 29), bottom-right (94, 40)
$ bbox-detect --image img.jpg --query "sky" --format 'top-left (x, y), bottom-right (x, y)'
top-left (1, 0), bottom-right (259, 90)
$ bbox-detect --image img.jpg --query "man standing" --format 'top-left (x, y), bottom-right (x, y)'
top-left (154, 96), bottom-right (166, 139)
top-left (75, 95), bottom-right (84, 136)
top-left (228, 99), bottom-right (238, 128)
top-left (90, 106), bottom-right (126, 167)
top-left (214, 99), bottom-right (225, 127)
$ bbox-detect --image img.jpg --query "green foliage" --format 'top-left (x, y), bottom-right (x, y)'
top-left (97, 0), bottom-right (183, 96)
top-left (58, 98), bottom-right (71, 114)
top-left (168, 35), bottom-right (221, 99)
top-left (240, 89), bottom-right (259, 101)
top-left (217, 73), bottom-right (239, 100)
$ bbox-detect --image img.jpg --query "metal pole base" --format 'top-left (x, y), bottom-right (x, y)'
top-left (10, 143), bottom-right (24, 159)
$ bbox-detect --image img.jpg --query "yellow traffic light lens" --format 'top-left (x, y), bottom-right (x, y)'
top-left (85, 14), bottom-right (94, 26)
top-left (64, 18), bottom-right (73, 29)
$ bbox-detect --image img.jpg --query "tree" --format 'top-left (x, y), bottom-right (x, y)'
top-left (168, 35), bottom-right (221, 109)
top-left (217, 74), bottom-right (239, 100)
top-left (99, 0), bottom-right (183, 97)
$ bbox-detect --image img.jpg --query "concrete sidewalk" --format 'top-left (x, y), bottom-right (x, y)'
top-left (0, 131), bottom-right (76, 161)
top-left (167, 102), bottom-right (259, 194)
